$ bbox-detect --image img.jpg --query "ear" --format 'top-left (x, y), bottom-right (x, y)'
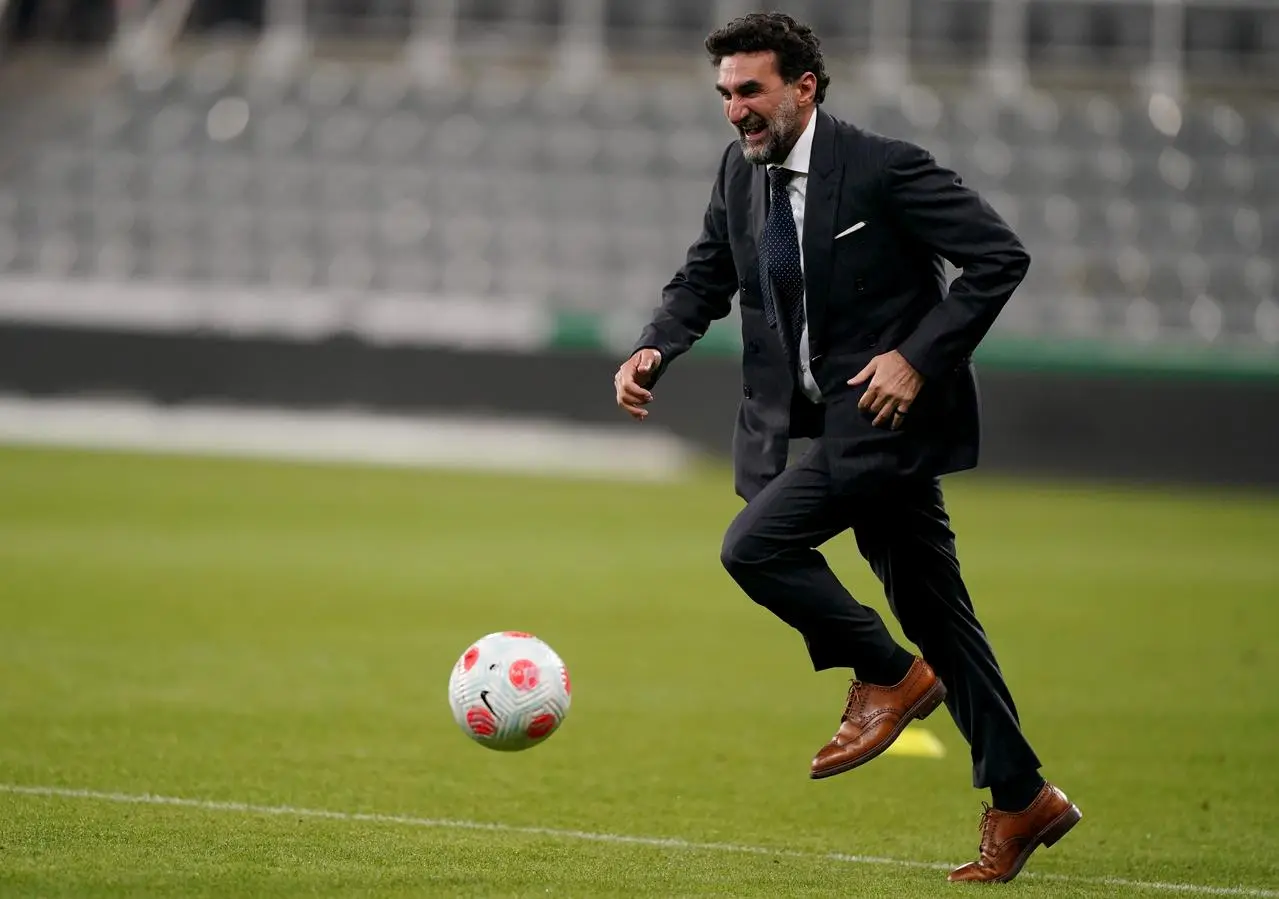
top-left (796, 71), bottom-right (818, 106)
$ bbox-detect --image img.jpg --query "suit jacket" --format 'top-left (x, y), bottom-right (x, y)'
top-left (633, 109), bottom-right (1031, 502)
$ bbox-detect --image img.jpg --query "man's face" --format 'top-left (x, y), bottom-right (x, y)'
top-left (716, 51), bottom-right (815, 165)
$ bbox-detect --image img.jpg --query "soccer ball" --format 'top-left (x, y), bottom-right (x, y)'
top-left (447, 631), bottom-right (571, 751)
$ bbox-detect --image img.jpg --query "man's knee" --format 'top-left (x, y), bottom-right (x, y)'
top-left (719, 518), bottom-right (772, 581)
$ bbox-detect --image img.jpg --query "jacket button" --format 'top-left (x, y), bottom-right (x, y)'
top-left (855, 278), bottom-right (866, 292)
top-left (746, 340), bottom-right (759, 354)
top-left (743, 385), bottom-right (753, 399)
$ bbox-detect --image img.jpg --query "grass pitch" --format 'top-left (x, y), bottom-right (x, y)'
top-left (1, 446), bottom-right (1277, 897)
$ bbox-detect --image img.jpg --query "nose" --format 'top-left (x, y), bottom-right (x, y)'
top-left (727, 98), bottom-right (749, 125)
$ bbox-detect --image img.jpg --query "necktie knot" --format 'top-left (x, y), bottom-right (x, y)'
top-left (769, 166), bottom-right (794, 195)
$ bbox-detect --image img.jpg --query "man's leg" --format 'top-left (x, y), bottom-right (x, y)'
top-left (850, 477), bottom-right (1043, 799)
top-left (719, 442), bottom-right (910, 680)
top-left (719, 443), bottom-right (948, 778)
top-left (851, 478), bottom-right (1080, 884)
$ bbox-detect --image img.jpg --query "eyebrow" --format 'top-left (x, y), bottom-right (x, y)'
top-left (717, 79), bottom-right (765, 97)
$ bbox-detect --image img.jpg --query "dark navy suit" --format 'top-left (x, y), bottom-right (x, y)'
top-left (632, 108), bottom-right (1041, 789)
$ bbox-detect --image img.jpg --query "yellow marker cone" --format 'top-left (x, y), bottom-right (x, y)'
top-left (883, 724), bottom-right (946, 759)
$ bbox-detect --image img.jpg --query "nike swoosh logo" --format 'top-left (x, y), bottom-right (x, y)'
top-left (835, 222), bottom-right (866, 239)
top-left (480, 690), bottom-right (496, 715)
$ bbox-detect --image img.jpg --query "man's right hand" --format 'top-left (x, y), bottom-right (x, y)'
top-left (614, 348), bottom-right (663, 421)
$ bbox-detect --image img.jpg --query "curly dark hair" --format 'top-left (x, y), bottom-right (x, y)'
top-left (705, 12), bottom-right (830, 104)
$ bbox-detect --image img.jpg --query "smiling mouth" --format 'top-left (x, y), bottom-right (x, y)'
top-left (740, 124), bottom-right (767, 141)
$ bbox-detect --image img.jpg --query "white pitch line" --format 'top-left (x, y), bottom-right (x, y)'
top-left (1, 784), bottom-right (1276, 897)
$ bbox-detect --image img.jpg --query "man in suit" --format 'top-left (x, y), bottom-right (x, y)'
top-left (612, 12), bottom-right (1081, 884)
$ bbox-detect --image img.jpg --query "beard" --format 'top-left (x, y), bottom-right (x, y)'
top-left (737, 94), bottom-right (802, 165)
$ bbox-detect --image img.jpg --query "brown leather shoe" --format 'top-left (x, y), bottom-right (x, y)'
top-left (947, 783), bottom-right (1082, 883)
top-left (809, 657), bottom-right (946, 779)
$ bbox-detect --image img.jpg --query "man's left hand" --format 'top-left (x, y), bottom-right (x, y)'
top-left (849, 351), bottom-right (924, 430)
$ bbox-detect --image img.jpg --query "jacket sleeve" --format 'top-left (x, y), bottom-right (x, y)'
top-left (883, 139), bottom-right (1030, 381)
top-left (632, 142), bottom-right (739, 383)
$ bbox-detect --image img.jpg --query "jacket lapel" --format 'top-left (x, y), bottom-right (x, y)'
top-left (801, 109), bottom-right (842, 354)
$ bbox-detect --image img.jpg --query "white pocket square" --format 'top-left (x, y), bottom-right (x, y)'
top-left (835, 222), bottom-right (866, 239)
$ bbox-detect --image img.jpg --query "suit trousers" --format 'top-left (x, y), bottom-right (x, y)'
top-left (718, 440), bottom-right (1042, 788)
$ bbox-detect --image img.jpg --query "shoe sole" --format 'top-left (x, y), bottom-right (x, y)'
top-left (987, 803), bottom-right (1084, 884)
top-left (809, 679), bottom-right (948, 780)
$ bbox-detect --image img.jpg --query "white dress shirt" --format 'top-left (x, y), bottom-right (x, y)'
top-left (767, 109), bottom-right (822, 404)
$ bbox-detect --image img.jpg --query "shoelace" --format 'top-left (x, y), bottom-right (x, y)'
top-left (842, 680), bottom-right (864, 719)
top-left (976, 802), bottom-right (1000, 858)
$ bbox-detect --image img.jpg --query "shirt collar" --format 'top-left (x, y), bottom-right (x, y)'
top-left (770, 107), bottom-right (816, 177)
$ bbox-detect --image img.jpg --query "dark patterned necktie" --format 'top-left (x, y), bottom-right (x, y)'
top-left (760, 166), bottom-right (805, 357)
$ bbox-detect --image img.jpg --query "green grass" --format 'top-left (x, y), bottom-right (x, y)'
top-left (1, 445), bottom-right (1277, 897)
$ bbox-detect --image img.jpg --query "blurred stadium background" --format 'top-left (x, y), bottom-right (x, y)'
top-left (0, 0), bottom-right (1276, 485)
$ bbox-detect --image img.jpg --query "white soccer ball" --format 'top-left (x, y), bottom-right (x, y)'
top-left (447, 631), bottom-right (572, 751)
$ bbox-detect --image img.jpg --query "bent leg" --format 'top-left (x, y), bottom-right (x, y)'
top-left (721, 444), bottom-right (909, 680)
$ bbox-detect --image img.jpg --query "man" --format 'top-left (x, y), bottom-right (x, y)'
top-left (612, 12), bottom-right (1080, 885)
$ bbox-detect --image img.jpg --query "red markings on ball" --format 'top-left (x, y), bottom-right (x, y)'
top-left (508, 659), bottom-right (540, 691)
top-left (527, 714), bottom-right (557, 739)
top-left (462, 647), bottom-right (479, 671)
top-left (561, 666), bottom-right (571, 696)
top-left (503, 631), bottom-right (533, 638)
top-left (465, 706), bottom-right (497, 737)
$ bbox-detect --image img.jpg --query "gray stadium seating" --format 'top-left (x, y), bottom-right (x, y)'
top-left (1, 45), bottom-right (1276, 350)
